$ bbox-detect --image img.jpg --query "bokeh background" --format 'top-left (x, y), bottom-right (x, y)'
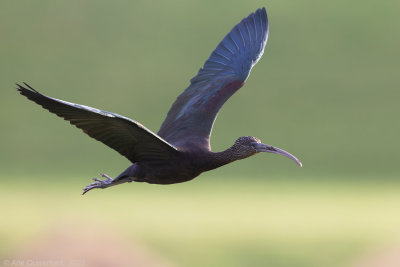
top-left (1, 0), bottom-right (399, 266)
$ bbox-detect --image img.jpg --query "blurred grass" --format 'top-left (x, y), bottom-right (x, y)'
top-left (1, 177), bottom-right (400, 267)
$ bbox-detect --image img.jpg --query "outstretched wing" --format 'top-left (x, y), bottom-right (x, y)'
top-left (158, 8), bottom-right (268, 149)
top-left (17, 83), bottom-right (178, 163)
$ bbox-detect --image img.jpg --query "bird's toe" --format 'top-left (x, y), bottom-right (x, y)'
top-left (82, 174), bottom-right (115, 195)
top-left (99, 173), bottom-right (113, 181)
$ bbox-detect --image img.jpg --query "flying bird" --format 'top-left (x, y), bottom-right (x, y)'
top-left (17, 7), bottom-right (302, 195)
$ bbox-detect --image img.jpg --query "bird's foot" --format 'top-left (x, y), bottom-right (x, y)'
top-left (82, 173), bottom-right (114, 195)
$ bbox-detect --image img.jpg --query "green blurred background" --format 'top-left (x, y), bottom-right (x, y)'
top-left (1, 0), bottom-right (399, 266)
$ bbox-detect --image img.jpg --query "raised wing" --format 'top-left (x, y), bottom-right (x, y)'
top-left (158, 8), bottom-right (268, 149)
top-left (17, 83), bottom-right (178, 163)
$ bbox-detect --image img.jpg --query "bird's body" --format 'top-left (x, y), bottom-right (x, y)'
top-left (17, 8), bottom-right (302, 194)
top-left (120, 150), bottom-right (214, 185)
top-left (114, 136), bottom-right (265, 185)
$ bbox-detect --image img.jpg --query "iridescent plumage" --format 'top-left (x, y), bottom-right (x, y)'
top-left (16, 8), bottom-right (302, 194)
top-left (158, 8), bottom-right (268, 149)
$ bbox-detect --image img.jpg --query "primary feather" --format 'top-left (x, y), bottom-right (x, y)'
top-left (158, 8), bottom-right (268, 149)
top-left (16, 83), bottom-right (178, 163)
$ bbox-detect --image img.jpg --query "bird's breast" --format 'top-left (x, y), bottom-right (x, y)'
top-left (138, 154), bottom-right (202, 185)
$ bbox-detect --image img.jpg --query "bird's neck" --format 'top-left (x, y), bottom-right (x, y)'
top-left (204, 146), bottom-right (241, 171)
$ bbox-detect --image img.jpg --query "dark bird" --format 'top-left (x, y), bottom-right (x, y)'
top-left (17, 8), bottom-right (302, 195)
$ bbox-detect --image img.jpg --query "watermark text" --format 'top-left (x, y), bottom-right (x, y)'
top-left (2, 259), bottom-right (85, 267)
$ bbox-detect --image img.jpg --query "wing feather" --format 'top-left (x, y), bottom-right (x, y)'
top-left (158, 8), bottom-right (268, 149)
top-left (17, 83), bottom-right (178, 163)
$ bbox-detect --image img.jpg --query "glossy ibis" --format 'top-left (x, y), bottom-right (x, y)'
top-left (17, 7), bottom-right (302, 194)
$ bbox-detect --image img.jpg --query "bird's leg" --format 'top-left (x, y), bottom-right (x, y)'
top-left (82, 173), bottom-right (131, 195)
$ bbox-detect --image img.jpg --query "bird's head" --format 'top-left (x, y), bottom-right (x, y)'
top-left (233, 136), bottom-right (302, 166)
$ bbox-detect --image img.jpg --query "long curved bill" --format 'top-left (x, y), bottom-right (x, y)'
top-left (254, 143), bottom-right (302, 167)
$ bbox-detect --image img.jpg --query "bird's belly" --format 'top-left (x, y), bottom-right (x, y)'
top-left (138, 162), bottom-right (201, 185)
